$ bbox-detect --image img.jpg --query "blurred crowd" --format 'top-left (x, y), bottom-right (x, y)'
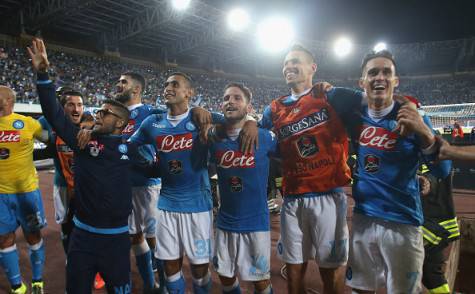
top-left (1, 45), bottom-right (474, 112)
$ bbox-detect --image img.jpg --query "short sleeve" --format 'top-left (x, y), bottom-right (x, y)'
top-left (263, 130), bottom-right (278, 156)
top-left (129, 115), bottom-right (153, 145)
top-left (29, 117), bottom-right (44, 139)
top-left (259, 106), bottom-right (273, 130)
top-left (326, 87), bottom-right (363, 117)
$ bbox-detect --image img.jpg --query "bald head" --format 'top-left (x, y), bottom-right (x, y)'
top-left (0, 86), bottom-right (16, 116)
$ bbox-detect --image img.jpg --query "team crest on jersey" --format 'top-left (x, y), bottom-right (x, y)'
top-left (388, 120), bottom-right (398, 131)
top-left (130, 109), bottom-right (139, 119)
top-left (229, 176), bottom-right (243, 192)
top-left (364, 154), bottom-right (380, 173)
top-left (89, 140), bottom-right (104, 157)
top-left (185, 121), bottom-right (196, 132)
top-left (168, 160), bottom-right (183, 174)
top-left (296, 135), bottom-right (319, 158)
top-left (118, 144), bottom-right (128, 154)
top-left (12, 120), bottom-right (24, 129)
top-left (0, 148), bottom-right (10, 159)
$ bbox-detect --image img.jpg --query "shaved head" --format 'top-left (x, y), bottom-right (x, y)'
top-left (0, 86), bottom-right (16, 103)
top-left (0, 86), bottom-right (16, 116)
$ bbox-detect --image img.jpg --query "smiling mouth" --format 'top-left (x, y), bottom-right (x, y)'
top-left (372, 85), bottom-right (386, 91)
top-left (285, 70), bottom-right (298, 79)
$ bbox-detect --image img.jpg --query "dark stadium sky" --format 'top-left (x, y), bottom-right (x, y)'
top-left (213, 0), bottom-right (475, 44)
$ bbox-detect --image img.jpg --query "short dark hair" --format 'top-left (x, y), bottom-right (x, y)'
top-left (59, 90), bottom-right (84, 106)
top-left (224, 82), bottom-right (252, 103)
top-left (288, 44), bottom-right (315, 63)
top-left (361, 50), bottom-right (397, 71)
top-left (56, 85), bottom-right (74, 96)
top-left (122, 72), bottom-right (146, 93)
top-left (102, 99), bottom-right (130, 121)
top-left (168, 72), bottom-right (193, 88)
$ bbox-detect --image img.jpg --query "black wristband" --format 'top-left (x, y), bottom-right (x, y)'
top-left (37, 72), bottom-right (49, 81)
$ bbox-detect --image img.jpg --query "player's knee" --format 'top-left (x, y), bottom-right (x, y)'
top-left (24, 230), bottom-right (42, 245)
top-left (0, 232), bottom-right (16, 248)
top-left (218, 275), bottom-right (237, 287)
top-left (253, 279), bottom-right (271, 292)
top-left (130, 232), bottom-right (144, 244)
top-left (190, 263), bottom-right (209, 278)
top-left (164, 259), bottom-right (182, 276)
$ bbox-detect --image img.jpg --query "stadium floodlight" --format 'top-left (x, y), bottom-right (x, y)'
top-left (374, 42), bottom-right (387, 52)
top-left (227, 8), bottom-right (250, 32)
top-left (171, 0), bottom-right (190, 10)
top-left (257, 16), bottom-right (295, 53)
top-left (334, 37), bottom-right (352, 58)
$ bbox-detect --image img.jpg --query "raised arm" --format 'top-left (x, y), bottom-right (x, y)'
top-left (28, 38), bottom-right (80, 150)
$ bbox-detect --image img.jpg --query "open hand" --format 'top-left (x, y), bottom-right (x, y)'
top-left (311, 82), bottom-right (333, 98)
top-left (239, 120), bottom-right (258, 153)
top-left (395, 103), bottom-right (425, 135)
top-left (418, 175), bottom-right (431, 196)
top-left (191, 107), bottom-right (212, 128)
top-left (27, 38), bottom-right (50, 72)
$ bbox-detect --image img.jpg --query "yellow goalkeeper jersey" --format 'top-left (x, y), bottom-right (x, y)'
top-left (0, 113), bottom-right (42, 193)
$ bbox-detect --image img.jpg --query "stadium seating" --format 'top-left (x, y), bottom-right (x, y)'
top-left (2, 44), bottom-right (475, 112)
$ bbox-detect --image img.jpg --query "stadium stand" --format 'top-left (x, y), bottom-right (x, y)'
top-left (2, 42), bottom-right (475, 113)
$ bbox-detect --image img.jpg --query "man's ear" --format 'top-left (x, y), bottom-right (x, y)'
top-left (188, 88), bottom-right (195, 99)
top-left (246, 103), bottom-right (253, 114)
top-left (116, 118), bottom-right (127, 129)
top-left (393, 76), bottom-right (400, 88)
top-left (133, 83), bottom-right (142, 95)
top-left (358, 77), bottom-right (365, 89)
top-left (311, 63), bottom-right (317, 74)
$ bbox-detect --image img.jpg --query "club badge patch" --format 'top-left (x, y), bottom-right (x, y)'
top-left (88, 141), bottom-right (104, 157)
top-left (118, 144), bottom-right (128, 154)
top-left (364, 154), bottom-right (380, 173)
top-left (13, 120), bottom-right (24, 129)
top-left (168, 160), bottom-right (183, 174)
top-left (185, 121), bottom-right (196, 132)
top-left (229, 176), bottom-right (243, 192)
top-left (296, 135), bottom-right (319, 158)
top-left (130, 109), bottom-right (139, 119)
